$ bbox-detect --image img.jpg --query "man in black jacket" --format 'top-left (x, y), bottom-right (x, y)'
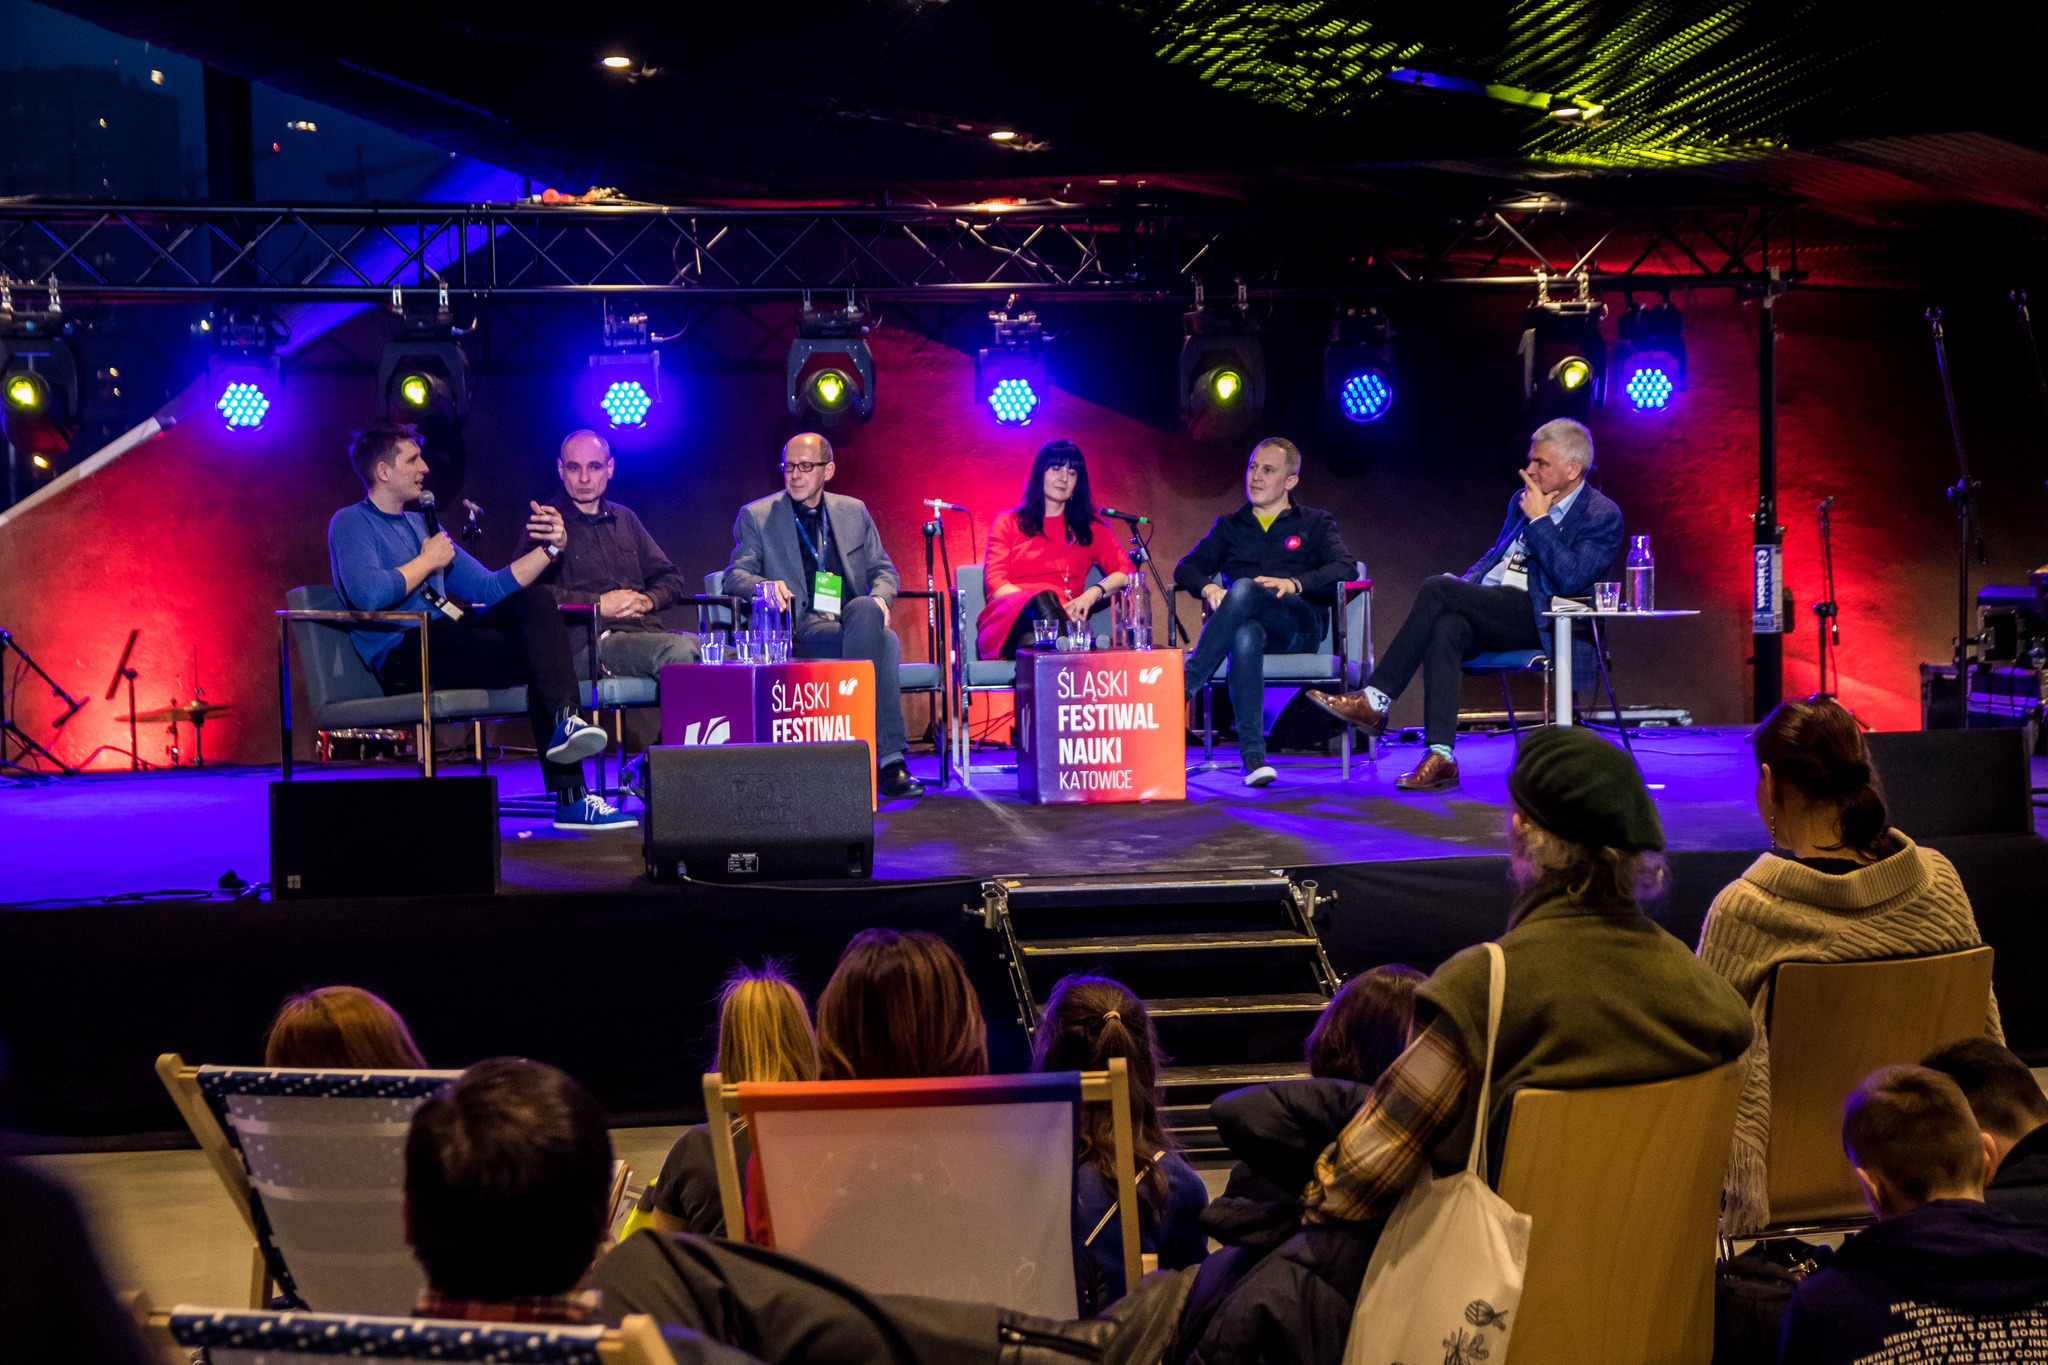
top-left (1923, 1037), bottom-right (2048, 1224)
top-left (1173, 438), bottom-right (1358, 788)
top-left (1779, 1065), bottom-right (2048, 1365)
top-left (546, 429), bottom-right (699, 679)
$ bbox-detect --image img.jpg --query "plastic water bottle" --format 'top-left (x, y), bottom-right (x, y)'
top-left (1626, 535), bottom-right (1654, 613)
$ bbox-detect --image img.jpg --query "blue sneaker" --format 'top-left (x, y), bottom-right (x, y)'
top-left (553, 792), bottom-right (636, 832)
top-left (546, 714), bottom-right (608, 764)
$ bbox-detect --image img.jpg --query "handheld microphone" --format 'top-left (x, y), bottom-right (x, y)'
top-left (414, 493), bottom-right (465, 620)
top-left (923, 498), bottom-right (969, 513)
top-left (419, 491), bottom-right (442, 537)
top-left (1098, 507), bottom-right (1151, 525)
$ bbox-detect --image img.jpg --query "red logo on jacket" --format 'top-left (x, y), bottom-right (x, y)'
top-left (1284, 535), bottom-right (1302, 550)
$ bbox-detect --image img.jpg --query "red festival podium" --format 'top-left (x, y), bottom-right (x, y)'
top-left (658, 660), bottom-right (878, 807)
top-left (1015, 647), bottom-right (1185, 804)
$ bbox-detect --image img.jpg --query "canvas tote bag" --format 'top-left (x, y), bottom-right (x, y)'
top-left (1342, 941), bottom-right (1530, 1365)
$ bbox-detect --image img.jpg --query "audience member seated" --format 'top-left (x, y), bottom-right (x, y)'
top-left (1179, 727), bottom-right (1753, 1365)
top-left (633, 964), bottom-right (818, 1239)
top-left (815, 928), bottom-right (988, 1080)
top-left (1698, 695), bottom-right (2003, 1235)
top-left (1304, 965), bottom-right (1425, 1085)
top-left (0, 1156), bottom-right (155, 1365)
top-left (1779, 1066), bottom-right (2048, 1364)
top-left (1031, 975), bottom-right (1208, 1312)
top-left (1923, 1038), bottom-right (2048, 1223)
top-left (263, 984), bottom-right (427, 1068)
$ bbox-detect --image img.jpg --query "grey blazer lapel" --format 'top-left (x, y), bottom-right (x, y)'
top-left (825, 493), bottom-right (866, 590)
top-left (767, 493), bottom-right (809, 605)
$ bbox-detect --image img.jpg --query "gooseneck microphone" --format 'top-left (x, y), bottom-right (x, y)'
top-left (923, 498), bottom-right (969, 512)
top-left (1098, 507), bottom-right (1151, 525)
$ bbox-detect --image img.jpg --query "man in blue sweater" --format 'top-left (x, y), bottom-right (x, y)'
top-left (1311, 418), bottom-right (1624, 794)
top-left (326, 421), bottom-right (630, 831)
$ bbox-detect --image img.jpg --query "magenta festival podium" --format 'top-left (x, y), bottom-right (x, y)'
top-left (659, 660), bottom-right (878, 805)
top-left (1015, 648), bottom-right (1185, 804)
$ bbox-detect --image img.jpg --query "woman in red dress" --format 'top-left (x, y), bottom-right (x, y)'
top-left (977, 440), bottom-right (1136, 660)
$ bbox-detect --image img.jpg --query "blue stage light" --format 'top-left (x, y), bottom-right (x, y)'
top-left (217, 381), bottom-right (271, 429)
top-left (1624, 363), bottom-right (1675, 411)
top-left (987, 377), bottom-right (1039, 425)
top-left (1337, 370), bottom-right (1393, 422)
top-left (600, 379), bottom-right (653, 427)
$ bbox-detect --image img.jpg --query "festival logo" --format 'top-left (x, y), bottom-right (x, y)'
top-left (681, 717), bottom-right (732, 746)
top-left (1020, 653), bottom-right (1185, 803)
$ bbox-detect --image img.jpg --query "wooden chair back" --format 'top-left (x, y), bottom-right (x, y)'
top-left (703, 1060), bottom-right (1142, 1318)
top-left (1496, 1057), bottom-right (1747, 1365)
top-left (1765, 946), bottom-right (1996, 1225)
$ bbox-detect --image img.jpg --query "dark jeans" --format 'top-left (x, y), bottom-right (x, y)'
top-left (1365, 575), bottom-right (1541, 748)
top-left (793, 596), bottom-right (909, 768)
top-left (375, 584), bottom-right (587, 795)
top-left (1184, 579), bottom-right (1324, 766)
top-left (997, 590), bottom-right (1066, 659)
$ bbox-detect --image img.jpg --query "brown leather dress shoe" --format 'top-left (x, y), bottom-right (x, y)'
top-left (1395, 751), bottom-right (1460, 793)
top-left (1307, 688), bottom-right (1390, 738)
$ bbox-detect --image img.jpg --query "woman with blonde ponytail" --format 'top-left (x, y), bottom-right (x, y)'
top-left (1699, 695), bottom-right (2002, 1236)
top-left (1031, 974), bottom-right (1209, 1311)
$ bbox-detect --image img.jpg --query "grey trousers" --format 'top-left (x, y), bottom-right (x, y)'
top-left (574, 628), bottom-right (700, 680)
top-left (794, 597), bottom-right (909, 768)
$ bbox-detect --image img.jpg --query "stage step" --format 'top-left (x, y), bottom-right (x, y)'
top-left (1145, 993), bottom-right (1329, 1019)
top-left (1019, 928), bottom-right (1319, 958)
top-left (1161, 1062), bottom-right (1311, 1088)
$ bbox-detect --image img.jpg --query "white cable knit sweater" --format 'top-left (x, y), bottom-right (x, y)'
top-left (1695, 831), bottom-right (2002, 1236)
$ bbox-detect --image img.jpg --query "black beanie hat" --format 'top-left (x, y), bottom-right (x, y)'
top-left (1507, 726), bottom-right (1664, 852)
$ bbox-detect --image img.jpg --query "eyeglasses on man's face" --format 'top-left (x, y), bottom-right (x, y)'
top-left (779, 460), bottom-right (829, 474)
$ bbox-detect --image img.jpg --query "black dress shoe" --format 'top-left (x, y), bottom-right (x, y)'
top-left (878, 761), bottom-right (925, 800)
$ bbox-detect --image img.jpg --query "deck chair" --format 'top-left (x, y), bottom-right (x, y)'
top-left (1758, 945), bottom-right (1997, 1236)
top-left (702, 1061), bottom-right (1143, 1318)
top-left (156, 1055), bottom-right (463, 1313)
top-left (134, 1298), bottom-right (677, 1365)
top-left (1495, 1057), bottom-right (1747, 1365)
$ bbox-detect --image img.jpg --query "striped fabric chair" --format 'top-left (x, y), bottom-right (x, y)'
top-left (701, 1063), bottom-right (1144, 1318)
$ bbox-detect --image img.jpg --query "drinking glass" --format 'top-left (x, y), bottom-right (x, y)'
top-left (766, 634), bottom-right (791, 664)
top-left (700, 632), bottom-right (727, 664)
top-left (1594, 581), bottom-right (1623, 613)
top-left (1032, 619), bottom-right (1060, 649)
top-left (735, 631), bottom-right (760, 665)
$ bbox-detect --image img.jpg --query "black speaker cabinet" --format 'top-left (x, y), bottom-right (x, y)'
top-left (1865, 729), bottom-right (2033, 840)
top-left (642, 742), bottom-right (873, 882)
top-left (270, 776), bottom-right (500, 899)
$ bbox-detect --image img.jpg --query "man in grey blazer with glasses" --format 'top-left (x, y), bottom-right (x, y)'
top-left (723, 432), bottom-right (923, 800)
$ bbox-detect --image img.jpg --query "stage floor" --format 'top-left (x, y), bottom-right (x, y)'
top-left (11, 728), bottom-right (2041, 904)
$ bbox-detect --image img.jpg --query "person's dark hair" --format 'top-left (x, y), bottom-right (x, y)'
top-left (348, 421), bottom-right (421, 490)
top-left (1306, 966), bottom-right (1426, 1083)
top-left (1013, 440), bottom-right (1100, 547)
top-left (1753, 695), bottom-right (1893, 860)
top-left (1031, 975), bottom-right (1174, 1215)
top-left (1843, 1065), bottom-right (1986, 1206)
top-left (404, 1058), bottom-right (613, 1301)
top-left (815, 929), bottom-right (988, 1080)
top-left (264, 985), bottom-right (426, 1069)
top-left (1921, 1037), bottom-right (2048, 1140)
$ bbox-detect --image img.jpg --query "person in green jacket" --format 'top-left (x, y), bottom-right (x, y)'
top-left (1306, 725), bottom-right (1754, 1222)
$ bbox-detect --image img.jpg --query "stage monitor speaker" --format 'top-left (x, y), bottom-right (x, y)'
top-left (642, 741), bottom-right (873, 883)
top-left (270, 776), bottom-right (499, 899)
top-left (1865, 729), bottom-right (2033, 840)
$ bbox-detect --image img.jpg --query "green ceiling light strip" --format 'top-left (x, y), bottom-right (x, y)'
top-left (1131, 0), bottom-right (1424, 115)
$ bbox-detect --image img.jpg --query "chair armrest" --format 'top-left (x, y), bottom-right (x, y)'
top-left (276, 609), bottom-right (433, 627)
top-left (1340, 578), bottom-right (1373, 593)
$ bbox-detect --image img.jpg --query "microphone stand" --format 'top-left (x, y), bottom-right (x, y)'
top-left (0, 627), bottom-right (84, 776)
top-left (1813, 497), bottom-right (1842, 701)
top-left (1928, 308), bottom-right (1985, 711)
top-left (921, 517), bottom-right (944, 750)
top-left (1105, 514), bottom-right (1181, 648)
top-left (2013, 291), bottom-right (2048, 487)
top-left (105, 627), bottom-right (151, 771)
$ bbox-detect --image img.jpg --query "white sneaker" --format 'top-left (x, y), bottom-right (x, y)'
top-left (1243, 764), bottom-right (1278, 788)
top-left (553, 793), bottom-right (637, 831)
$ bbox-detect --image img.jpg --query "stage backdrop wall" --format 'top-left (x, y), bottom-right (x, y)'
top-left (4, 288), bottom-right (2047, 768)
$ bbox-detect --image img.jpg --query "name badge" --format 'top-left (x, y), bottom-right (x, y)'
top-left (812, 570), bottom-right (844, 617)
top-left (1500, 567), bottom-right (1529, 592)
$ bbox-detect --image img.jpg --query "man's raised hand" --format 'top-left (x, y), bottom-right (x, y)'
top-left (1517, 468), bottom-right (1555, 521)
top-left (526, 501), bottom-right (568, 550)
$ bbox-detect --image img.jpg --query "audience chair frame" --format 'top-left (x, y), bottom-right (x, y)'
top-left (701, 1058), bottom-right (1144, 1301)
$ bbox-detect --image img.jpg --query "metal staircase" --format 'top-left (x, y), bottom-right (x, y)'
top-left (971, 870), bottom-right (1340, 1160)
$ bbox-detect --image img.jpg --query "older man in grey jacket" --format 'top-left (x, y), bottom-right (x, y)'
top-left (723, 433), bottom-right (922, 800)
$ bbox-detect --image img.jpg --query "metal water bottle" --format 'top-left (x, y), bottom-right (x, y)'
top-left (1626, 535), bottom-right (1654, 613)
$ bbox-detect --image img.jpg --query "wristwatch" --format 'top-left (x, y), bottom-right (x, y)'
top-left (542, 543), bottom-right (562, 561)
